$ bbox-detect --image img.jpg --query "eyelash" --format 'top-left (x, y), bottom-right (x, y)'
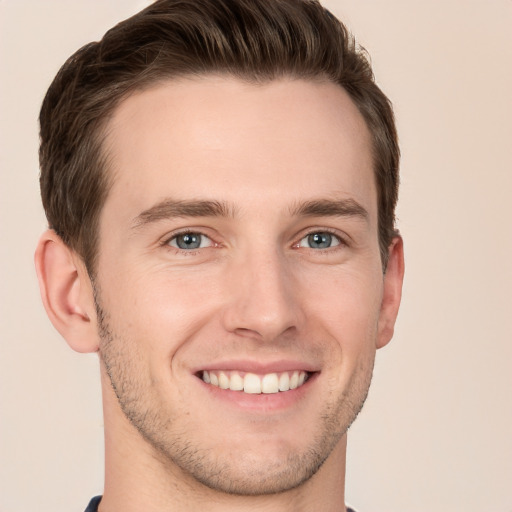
top-left (161, 230), bottom-right (216, 254)
top-left (295, 228), bottom-right (347, 251)
top-left (161, 227), bottom-right (348, 255)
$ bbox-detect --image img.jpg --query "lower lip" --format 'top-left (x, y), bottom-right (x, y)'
top-left (196, 373), bottom-right (318, 412)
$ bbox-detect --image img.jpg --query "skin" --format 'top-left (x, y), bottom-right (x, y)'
top-left (35, 76), bottom-right (404, 512)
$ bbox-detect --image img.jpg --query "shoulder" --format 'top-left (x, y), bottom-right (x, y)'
top-left (84, 495), bottom-right (102, 512)
top-left (84, 496), bottom-right (357, 511)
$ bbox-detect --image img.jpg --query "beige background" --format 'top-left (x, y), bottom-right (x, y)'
top-left (1, 1), bottom-right (511, 511)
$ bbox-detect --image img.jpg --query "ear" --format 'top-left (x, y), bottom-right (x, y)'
top-left (34, 230), bottom-right (99, 353)
top-left (376, 236), bottom-right (405, 349)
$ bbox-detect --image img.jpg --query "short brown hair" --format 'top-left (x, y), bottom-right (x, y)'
top-left (39, 0), bottom-right (399, 275)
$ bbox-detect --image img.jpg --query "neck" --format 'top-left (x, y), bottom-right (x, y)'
top-left (99, 369), bottom-right (348, 512)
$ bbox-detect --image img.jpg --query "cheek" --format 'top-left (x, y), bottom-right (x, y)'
top-left (303, 268), bottom-right (383, 375)
top-left (305, 266), bottom-right (383, 332)
top-left (101, 266), bottom-right (222, 350)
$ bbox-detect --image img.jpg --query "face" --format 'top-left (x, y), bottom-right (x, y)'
top-left (94, 76), bottom-right (400, 495)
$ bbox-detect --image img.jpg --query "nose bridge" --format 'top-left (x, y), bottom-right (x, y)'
top-left (222, 245), bottom-right (302, 341)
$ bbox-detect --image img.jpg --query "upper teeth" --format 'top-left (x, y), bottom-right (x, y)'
top-left (202, 370), bottom-right (308, 394)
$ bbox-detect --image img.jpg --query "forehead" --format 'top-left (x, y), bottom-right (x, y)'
top-left (102, 76), bottom-right (375, 222)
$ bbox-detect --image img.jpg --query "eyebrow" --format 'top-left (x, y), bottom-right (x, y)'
top-left (131, 196), bottom-right (368, 230)
top-left (289, 198), bottom-right (369, 221)
top-left (131, 199), bottom-right (235, 229)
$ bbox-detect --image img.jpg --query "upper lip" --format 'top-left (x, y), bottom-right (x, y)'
top-left (193, 359), bottom-right (320, 375)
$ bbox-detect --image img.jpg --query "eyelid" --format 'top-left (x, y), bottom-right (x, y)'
top-left (169, 233), bottom-right (213, 249)
top-left (160, 228), bottom-right (217, 250)
top-left (158, 226), bottom-right (349, 252)
top-left (294, 228), bottom-right (349, 249)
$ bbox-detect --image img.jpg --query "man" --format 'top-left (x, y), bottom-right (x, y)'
top-left (34, 0), bottom-right (404, 510)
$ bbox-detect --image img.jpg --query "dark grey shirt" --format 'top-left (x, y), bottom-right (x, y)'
top-left (85, 495), bottom-right (358, 511)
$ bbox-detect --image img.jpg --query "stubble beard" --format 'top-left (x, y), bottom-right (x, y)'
top-left (94, 292), bottom-right (375, 496)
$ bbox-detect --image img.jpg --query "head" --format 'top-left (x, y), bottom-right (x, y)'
top-left (36, 0), bottom-right (404, 502)
top-left (39, 0), bottom-right (399, 278)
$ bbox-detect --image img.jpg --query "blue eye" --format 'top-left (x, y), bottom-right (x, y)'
top-left (299, 232), bottom-right (340, 249)
top-left (169, 232), bottom-right (212, 250)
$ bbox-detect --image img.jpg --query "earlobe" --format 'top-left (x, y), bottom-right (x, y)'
top-left (34, 230), bottom-right (99, 353)
top-left (376, 236), bottom-right (405, 349)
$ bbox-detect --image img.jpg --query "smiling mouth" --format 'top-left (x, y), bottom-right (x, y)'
top-left (201, 370), bottom-right (310, 394)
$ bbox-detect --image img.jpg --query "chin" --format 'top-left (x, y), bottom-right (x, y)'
top-left (155, 435), bottom-right (337, 496)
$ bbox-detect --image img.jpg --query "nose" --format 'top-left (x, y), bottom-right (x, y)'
top-left (221, 248), bottom-right (304, 342)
